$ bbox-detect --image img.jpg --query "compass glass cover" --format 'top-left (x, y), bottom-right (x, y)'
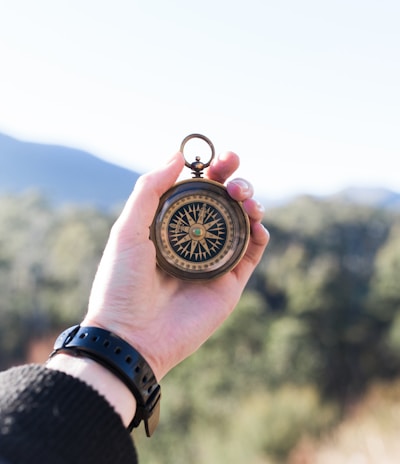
top-left (151, 179), bottom-right (249, 280)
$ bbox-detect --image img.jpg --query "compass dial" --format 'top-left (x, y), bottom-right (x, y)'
top-left (150, 179), bottom-right (250, 280)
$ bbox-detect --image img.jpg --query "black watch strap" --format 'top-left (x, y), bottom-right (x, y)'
top-left (50, 325), bottom-right (161, 437)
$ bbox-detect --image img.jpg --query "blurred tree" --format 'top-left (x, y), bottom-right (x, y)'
top-left (252, 197), bottom-right (394, 402)
top-left (42, 208), bottom-right (112, 323)
top-left (368, 222), bottom-right (400, 321)
top-left (368, 221), bottom-right (400, 374)
top-left (2, 191), bottom-right (400, 462)
top-left (0, 193), bottom-right (114, 368)
top-left (0, 193), bottom-right (54, 366)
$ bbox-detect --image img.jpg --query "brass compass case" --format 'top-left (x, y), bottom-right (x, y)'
top-left (150, 134), bottom-right (250, 281)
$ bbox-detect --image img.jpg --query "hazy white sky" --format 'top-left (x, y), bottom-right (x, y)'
top-left (0, 0), bottom-right (399, 200)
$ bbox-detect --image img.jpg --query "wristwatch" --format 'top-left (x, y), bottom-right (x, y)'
top-left (50, 325), bottom-right (161, 437)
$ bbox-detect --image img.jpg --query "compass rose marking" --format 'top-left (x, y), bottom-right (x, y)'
top-left (172, 234), bottom-right (192, 247)
top-left (166, 200), bottom-right (230, 263)
top-left (184, 207), bottom-right (196, 226)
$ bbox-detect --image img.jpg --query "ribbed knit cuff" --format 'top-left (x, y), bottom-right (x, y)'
top-left (0, 364), bottom-right (138, 464)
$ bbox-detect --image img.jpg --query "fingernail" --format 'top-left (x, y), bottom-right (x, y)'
top-left (256, 201), bottom-right (265, 213)
top-left (166, 152), bottom-right (183, 166)
top-left (217, 151), bottom-right (231, 162)
top-left (230, 178), bottom-right (250, 193)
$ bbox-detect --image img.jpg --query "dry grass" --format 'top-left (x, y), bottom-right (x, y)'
top-left (289, 380), bottom-right (400, 464)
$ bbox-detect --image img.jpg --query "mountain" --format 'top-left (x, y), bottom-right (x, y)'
top-left (0, 132), bottom-right (140, 210)
top-left (330, 187), bottom-right (400, 211)
top-left (264, 187), bottom-right (400, 213)
top-left (1, 132), bottom-right (399, 212)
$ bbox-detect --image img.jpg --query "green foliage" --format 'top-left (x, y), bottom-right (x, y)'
top-left (231, 386), bottom-right (338, 460)
top-left (252, 197), bottom-right (396, 402)
top-left (263, 317), bottom-right (322, 386)
top-left (368, 222), bottom-right (400, 319)
top-left (0, 193), bottom-right (114, 367)
top-left (1, 191), bottom-right (400, 461)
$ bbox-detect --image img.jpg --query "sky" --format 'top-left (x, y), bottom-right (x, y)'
top-left (0, 0), bottom-right (399, 201)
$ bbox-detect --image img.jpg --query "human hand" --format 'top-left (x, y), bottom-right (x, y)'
top-left (82, 150), bottom-right (269, 380)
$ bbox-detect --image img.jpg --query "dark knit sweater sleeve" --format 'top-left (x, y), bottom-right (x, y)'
top-left (0, 364), bottom-right (138, 464)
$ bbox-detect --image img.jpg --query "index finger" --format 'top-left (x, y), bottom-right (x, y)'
top-left (205, 151), bottom-right (240, 184)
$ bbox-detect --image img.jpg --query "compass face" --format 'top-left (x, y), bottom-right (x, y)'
top-left (150, 179), bottom-right (250, 280)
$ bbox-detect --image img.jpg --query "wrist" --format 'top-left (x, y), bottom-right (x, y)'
top-left (48, 325), bottom-right (161, 436)
top-left (46, 353), bottom-right (136, 428)
top-left (81, 317), bottom-right (164, 380)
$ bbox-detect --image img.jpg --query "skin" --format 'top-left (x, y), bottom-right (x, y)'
top-left (48, 149), bottom-right (269, 427)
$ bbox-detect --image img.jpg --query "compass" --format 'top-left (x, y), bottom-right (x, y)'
top-left (150, 134), bottom-right (250, 281)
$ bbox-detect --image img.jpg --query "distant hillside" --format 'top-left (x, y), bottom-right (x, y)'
top-left (0, 132), bottom-right (140, 210)
top-left (263, 187), bottom-right (400, 213)
top-left (1, 132), bottom-right (398, 212)
top-left (330, 187), bottom-right (400, 211)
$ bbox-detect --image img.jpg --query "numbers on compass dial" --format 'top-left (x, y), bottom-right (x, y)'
top-left (168, 201), bottom-right (227, 262)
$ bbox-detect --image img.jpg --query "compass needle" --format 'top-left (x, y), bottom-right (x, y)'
top-left (173, 234), bottom-right (192, 247)
top-left (204, 218), bottom-right (224, 231)
top-left (197, 204), bottom-right (207, 224)
top-left (189, 240), bottom-right (198, 258)
top-left (199, 239), bottom-right (211, 257)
